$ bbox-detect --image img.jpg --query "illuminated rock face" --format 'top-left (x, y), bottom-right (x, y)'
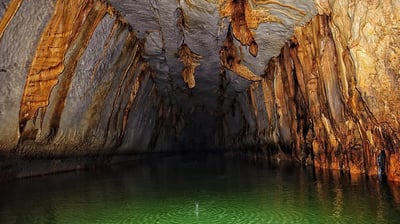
top-left (245, 0), bottom-right (400, 181)
top-left (0, 0), bottom-right (399, 181)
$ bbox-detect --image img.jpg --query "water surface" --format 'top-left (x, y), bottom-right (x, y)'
top-left (0, 154), bottom-right (400, 223)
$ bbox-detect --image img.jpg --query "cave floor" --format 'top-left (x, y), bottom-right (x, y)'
top-left (0, 153), bottom-right (400, 224)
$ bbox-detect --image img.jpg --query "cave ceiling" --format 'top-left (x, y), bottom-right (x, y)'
top-left (0, 0), bottom-right (317, 152)
top-left (107, 0), bottom-right (316, 116)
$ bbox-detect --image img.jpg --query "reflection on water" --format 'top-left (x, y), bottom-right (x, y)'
top-left (0, 154), bottom-right (399, 224)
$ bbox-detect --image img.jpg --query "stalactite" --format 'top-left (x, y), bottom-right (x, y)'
top-left (176, 6), bottom-right (202, 89)
top-left (220, 27), bottom-right (261, 81)
top-left (178, 43), bottom-right (202, 88)
top-left (219, 0), bottom-right (281, 57)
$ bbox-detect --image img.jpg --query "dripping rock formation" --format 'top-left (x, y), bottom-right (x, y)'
top-left (0, 0), bottom-right (399, 182)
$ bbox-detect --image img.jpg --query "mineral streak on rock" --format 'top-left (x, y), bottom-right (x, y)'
top-left (45, 0), bottom-right (109, 143)
top-left (0, 0), bottom-right (23, 41)
top-left (104, 32), bottom-right (144, 145)
top-left (18, 0), bottom-right (92, 134)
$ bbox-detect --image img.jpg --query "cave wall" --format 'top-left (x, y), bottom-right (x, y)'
top-left (233, 0), bottom-right (400, 181)
top-left (0, 0), bottom-right (180, 157)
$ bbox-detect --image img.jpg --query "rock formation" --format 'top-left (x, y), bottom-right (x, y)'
top-left (0, 0), bottom-right (399, 181)
top-left (253, 0), bottom-right (400, 182)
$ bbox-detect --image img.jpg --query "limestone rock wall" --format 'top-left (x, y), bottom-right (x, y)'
top-left (0, 0), bottom-right (180, 157)
top-left (233, 0), bottom-right (400, 181)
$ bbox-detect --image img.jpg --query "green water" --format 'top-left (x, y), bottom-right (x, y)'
top-left (1, 154), bottom-right (400, 224)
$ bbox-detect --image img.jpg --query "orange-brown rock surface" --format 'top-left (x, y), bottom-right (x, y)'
top-left (0, 0), bottom-right (175, 158)
top-left (247, 0), bottom-right (400, 181)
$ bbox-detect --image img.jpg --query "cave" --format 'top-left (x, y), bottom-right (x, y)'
top-left (0, 0), bottom-right (400, 223)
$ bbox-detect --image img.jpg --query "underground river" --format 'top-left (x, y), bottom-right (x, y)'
top-left (0, 154), bottom-right (399, 224)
